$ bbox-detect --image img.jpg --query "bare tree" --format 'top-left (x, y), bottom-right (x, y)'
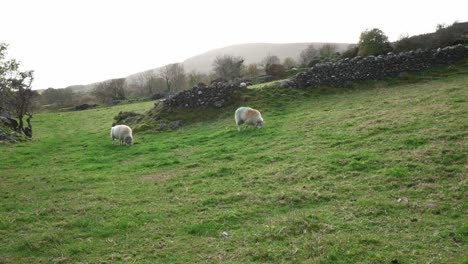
top-left (159, 63), bottom-right (186, 93)
top-left (0, 43), bottom-right (17, 113)
top-left (1, 43), bottom-right (37, 137)
top-left (319, 44), bottom-right (337, 58)
top-left (212, 55), bottom-right (244, 81)
top-left (40, 87), bottom-right (75, 106)
top-left (262, 54), bottom-right (280, 68)
top-left (299, 44), bottom-right (319, 66)
top-left (10, 71), bottom-right (36, 136)
top-left (135, 71), bottom-right (166, 97)
top-left (244, 63), bottom-right (259, 77)
top-left (262, 54), bottom-right (284, 77)
top-left (282, 57), bottom-right (297, 69)
top-left (187, 70), bottom-right (210, 87)
top-left (92, 78), bottom-right (126, 103)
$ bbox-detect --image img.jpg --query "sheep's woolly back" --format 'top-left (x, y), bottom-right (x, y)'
top-left (235, 107), bottom-right (263, 126)
top-left (111, 125), bottom-right (133, 144)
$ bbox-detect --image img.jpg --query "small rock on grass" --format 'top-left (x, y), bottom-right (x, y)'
top-left (397, 197), bottom-right (409, 203)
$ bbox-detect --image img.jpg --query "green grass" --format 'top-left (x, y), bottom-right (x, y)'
top-left (1, 61), bottom-right (467, 263)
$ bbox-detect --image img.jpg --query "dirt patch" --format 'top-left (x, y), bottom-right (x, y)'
top-left (122, 159), bottom-right (137, 165)
top-left (140, 172), bottom-right (176, 183)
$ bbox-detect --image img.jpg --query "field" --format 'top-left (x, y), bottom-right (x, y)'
top-left (1, 61), bottom-right (467, 263)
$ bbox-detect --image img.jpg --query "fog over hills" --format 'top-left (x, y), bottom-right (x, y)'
top-left (181, 42), bottom-right (351, 73)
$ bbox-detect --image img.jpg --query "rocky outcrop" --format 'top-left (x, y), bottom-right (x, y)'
top-left (75, 103), bottom-right (97, 111)
top-left (291, 44), bottom-right (468, 89)
top-left (112, 111), bottom-right (144, 126)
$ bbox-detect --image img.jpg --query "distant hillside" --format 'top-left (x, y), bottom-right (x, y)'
top-left (68, 42), bottom-right (351, 92)
top-left (66, 84), bottom-right (96, 93)
top-left (182, 42), bottom-right (351, 73)
top-left (124, 42), bottom-right (351, 85)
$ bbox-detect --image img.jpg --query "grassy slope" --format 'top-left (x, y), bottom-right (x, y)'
top-left (0, 62), bottom-right (467, 263)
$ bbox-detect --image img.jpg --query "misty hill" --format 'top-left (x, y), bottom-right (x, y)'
top-left (65, 42), bottom-right (351, 92)
top-left (124, 42), bottom-right (351, 85)
top-left (182, 42), bottom-right (351, 73)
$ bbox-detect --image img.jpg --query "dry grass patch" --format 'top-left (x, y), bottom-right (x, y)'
top-left (140, 171), bottom-right (176, 183)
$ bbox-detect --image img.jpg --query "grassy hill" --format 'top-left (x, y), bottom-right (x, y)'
top-left (394, 22), bottom-right (468, 52)
top-left (1, 60), bottom-right (467, 263)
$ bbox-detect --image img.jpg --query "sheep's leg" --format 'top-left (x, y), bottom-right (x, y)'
top-left (236, 119), bottom-right (243, 131)
top-left (112, 137), bottom-right (115, 145)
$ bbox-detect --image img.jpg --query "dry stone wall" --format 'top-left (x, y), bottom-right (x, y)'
top-left (165, 82), bottom-right (246, 108)
top-left (160, 45), bottom-right (468, 109)
top-left (292, 44), bottom-right (468, 89)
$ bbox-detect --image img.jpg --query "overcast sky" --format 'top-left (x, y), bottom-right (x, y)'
top-left (1, 0), bottom-right (467, 89)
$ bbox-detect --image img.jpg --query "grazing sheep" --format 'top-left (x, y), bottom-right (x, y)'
top-left (111, 125), bottom-right (133, 145)
top-left (235, 107), bottom-right (264, 131)
top-left (240, 82), bottom-right (247, 88)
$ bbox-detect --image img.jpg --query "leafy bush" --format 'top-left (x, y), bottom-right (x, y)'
top-left (358, 28), bottom-right (393, 56)
top-left (265, 64), bottom-right (285, 78)
top-left (341, 46), bottom-right (359, 59)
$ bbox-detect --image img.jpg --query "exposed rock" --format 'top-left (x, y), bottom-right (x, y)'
top-left (112, 111), bottom-right (144, 126)
top-left (151, 93), bottom-right (165, 100)
top-left (0, 116), bottom-right (17, 130)
top-left (0, 111), bottom-right (11, 118)
top-left (0, 124), bottom-right (27, 143)
top-left (110, 100), bottom-right (123, 105)
top-left (397, 197), bottom-right (409, 203)
top-left (169, 120), bottom-right (183, 129)
top-left (214, 100), bottom-right (225, 108)
top-left (0, 112), bottom-right (18, 131)
top-left (0, 127), bottom-right (11, 142)
top-left (279, 80), bottom-right (295, 88)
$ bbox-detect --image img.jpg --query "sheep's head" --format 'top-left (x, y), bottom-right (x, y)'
top-left (125, 135), bottom-right (133, 145)
top-left (256, 119), bottom-right (264, 129)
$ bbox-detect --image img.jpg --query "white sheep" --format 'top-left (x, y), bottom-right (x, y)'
top-left (234, 107), bottom-right (264, 131)
top-left (111, 125), bottom-right (133, 145)
top-left (240, 82), bottom-right (247, 88)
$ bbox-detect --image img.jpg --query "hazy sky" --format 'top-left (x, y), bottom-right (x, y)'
top-left (1, 0), bottom-right (467, 89)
